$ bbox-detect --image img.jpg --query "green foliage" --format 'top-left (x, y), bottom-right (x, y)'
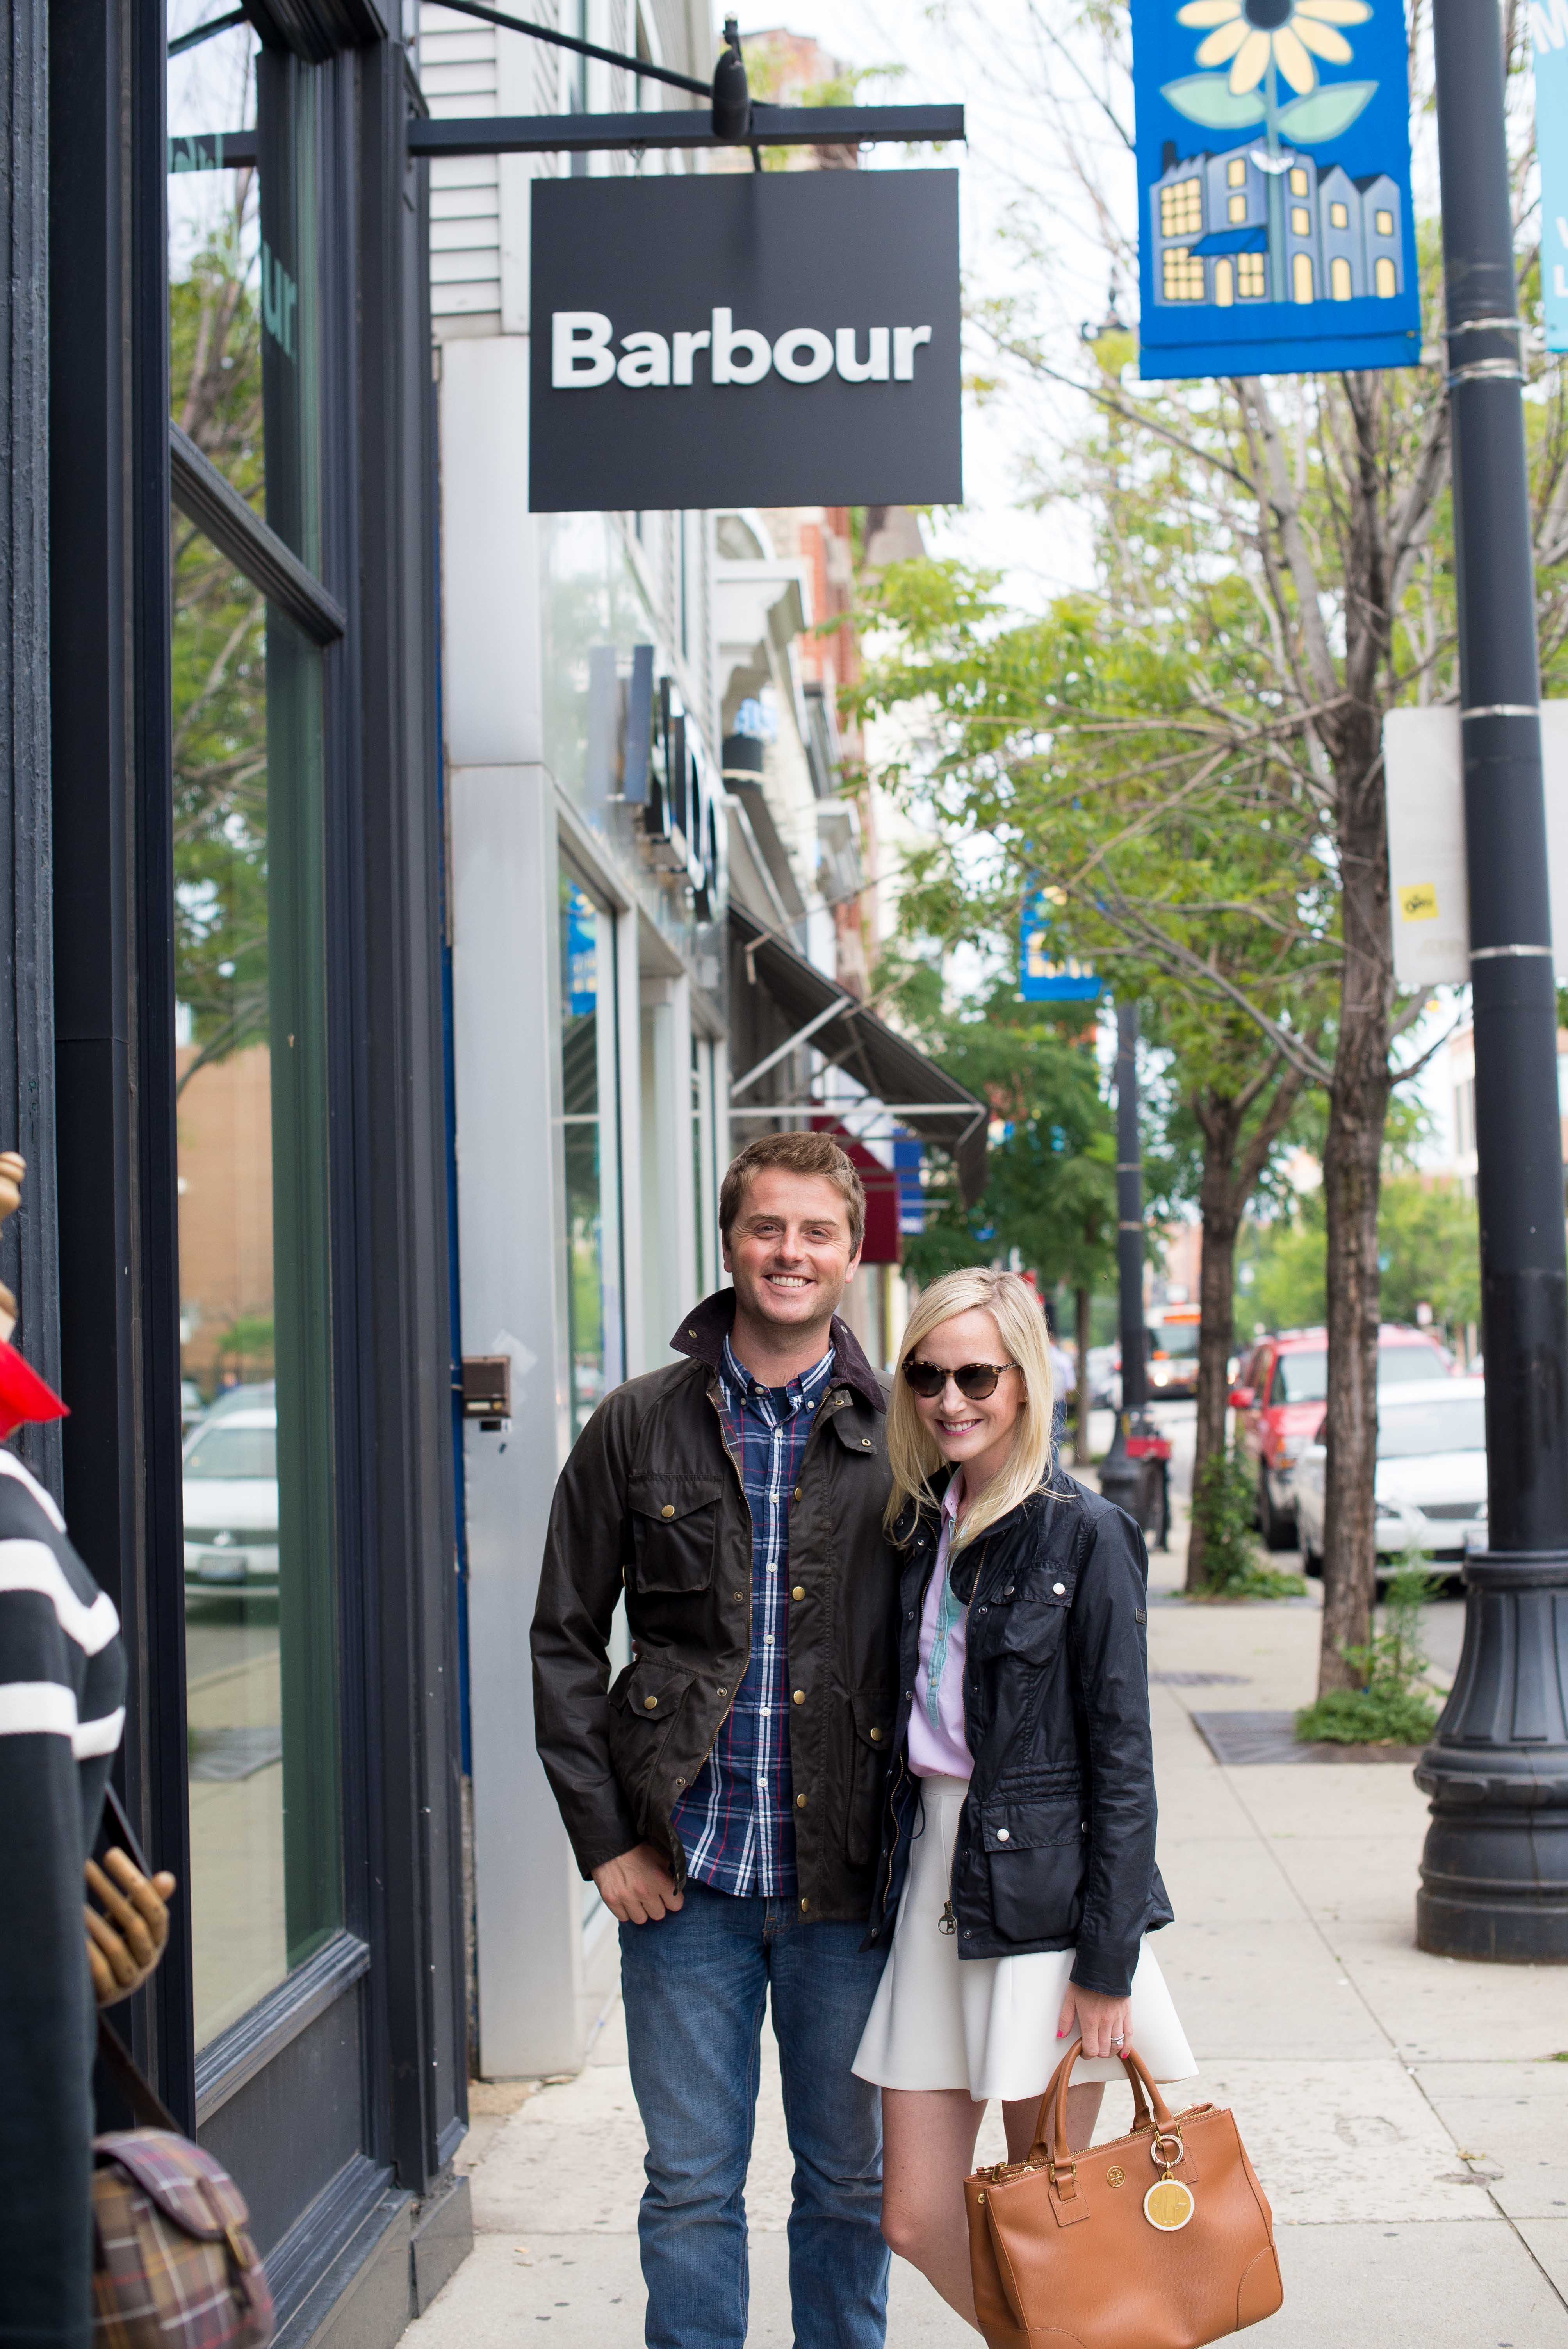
top-left (170, 211), bottom-right (271, 1093)
top-left (1295, 1559), bottom-right (1444, 1745)
top-left (875, 967), bottom-right (1120, 1294)
top-left (1238, 1174), bottom-right (1480, 1344)
top-left (1187, 1453), bottom-right (1307, 1599)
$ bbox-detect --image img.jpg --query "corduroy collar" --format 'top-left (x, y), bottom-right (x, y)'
top-left (671, 1288), bottom-right (887, 1413)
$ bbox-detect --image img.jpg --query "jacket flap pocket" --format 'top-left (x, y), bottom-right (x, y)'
top-left (629, 1476), bottom-right (723, 1524)
top-left (850, 1691), bottom-right (894, 1750)
top-left (979, 1796), bottom-right (1085, 1853)
top-left (615, 1658), bottom-right (695, 1719)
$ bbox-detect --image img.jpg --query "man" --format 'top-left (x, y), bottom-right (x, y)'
top-left (533, 1130), bottom-right (899, 2349)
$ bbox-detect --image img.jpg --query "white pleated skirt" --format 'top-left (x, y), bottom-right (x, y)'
top-left (853, 1775), bottom-right (1197, 2101)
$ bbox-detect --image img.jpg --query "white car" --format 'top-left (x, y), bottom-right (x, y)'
top-left (182, 1403), bottom-right (280, 1592)
top-left (1293, 1376), bottom-right (1486, 1574)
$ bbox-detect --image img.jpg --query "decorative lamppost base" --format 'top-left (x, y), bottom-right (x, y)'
top-left (1414, 1551), bottom-right (1568, 1964)
top-left (1098, 1413), bottom-right (1140, 1517)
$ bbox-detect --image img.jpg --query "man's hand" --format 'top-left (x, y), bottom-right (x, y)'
top-left (592, 1843), bottom-right (683, 1925)
top-left (1057, 1982), bottom-right (1133, 2061)
top-left (85, 1850), bottom-right (178, 2007)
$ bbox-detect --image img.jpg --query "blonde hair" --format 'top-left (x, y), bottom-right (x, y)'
top-left (884, 1268), bottom-right (1059, 1554)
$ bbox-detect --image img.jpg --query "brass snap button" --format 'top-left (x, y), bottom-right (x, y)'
top-left (795, 1793), bottom-right (807, 1809)
top-left (869, 1727), bottom-right (882, 1743)
top-left (792, 1584), bottom-right (805, 1601)
top-left (661, 1504), bottom-right (676, 1519)
top-left (716, 1685), bottom-right (728, 1697)
top-left (799, 1896), bottom-right (810, 1912)
top-left (793, 1486), bottom-right (803, 1501)
top-left (643, 1695), bottom-right (658, 1710)
top-left (793, 1689), bottom-right (805, 1704)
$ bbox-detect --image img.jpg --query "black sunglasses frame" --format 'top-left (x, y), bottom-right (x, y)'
top-left (901, 1357), bottom-right (1021, 1401)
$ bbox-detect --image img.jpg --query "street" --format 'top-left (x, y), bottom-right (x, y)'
top-left (406, 1403), bottom-right (1562, 2347)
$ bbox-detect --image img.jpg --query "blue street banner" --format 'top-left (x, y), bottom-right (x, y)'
top-left (1131, 0), bottom-right (1421, 379)
top-left (1536, 1), bottom-right (1568, 351)
top-left (1020, 889), bottom-right (1100, 1002)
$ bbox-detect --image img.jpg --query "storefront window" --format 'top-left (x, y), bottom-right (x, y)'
top-left (171, 33), bottom-right (341, 2048)
top-left (560, 872), bottom-right (624, 1436)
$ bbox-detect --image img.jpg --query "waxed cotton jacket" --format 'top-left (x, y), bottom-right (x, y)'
top-left (866, 1472), bottom-right (1173, 1996)
top-left (531, 1290), bottom-right (902, 1921)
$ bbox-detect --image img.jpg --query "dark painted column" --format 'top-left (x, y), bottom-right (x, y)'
top-left (1415, 0), bottom-right (1568, 1963)
top-left (0, 0), bottom-right (61, 1494)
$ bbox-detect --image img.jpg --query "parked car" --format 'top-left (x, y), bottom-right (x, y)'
top-left (182, 1402), bottom-right (279, 1592)
top-left (1231, 1324), bottom-right (1451, 1549)
top-left (1293, 1376), bottom-right (1486, 1574)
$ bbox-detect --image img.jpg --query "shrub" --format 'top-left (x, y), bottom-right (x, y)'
top-left (1188, 1452), bottom-right (1307, 1601)
top-left (1296, 1557), bottom-right (1445, 1745)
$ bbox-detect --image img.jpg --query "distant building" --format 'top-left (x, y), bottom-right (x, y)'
top-left (1150, 137), bottom-right (1404, 311)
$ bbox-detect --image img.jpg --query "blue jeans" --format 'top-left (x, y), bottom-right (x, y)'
top-left (619, 1880), bottom-right (890, 2349)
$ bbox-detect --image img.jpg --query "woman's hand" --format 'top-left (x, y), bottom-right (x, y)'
top-left (1057, 1982), bottom-right (1133, 2060)
top-left (85, 1850), bottom-right (178, 2007)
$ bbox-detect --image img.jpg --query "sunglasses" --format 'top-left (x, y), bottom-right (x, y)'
top-left (902, 1357), bottom-right (1020, 1402)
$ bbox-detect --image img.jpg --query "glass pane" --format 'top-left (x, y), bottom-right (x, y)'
top-left (561, 876), bottom-right (613, 1439)
top-left (171, 33), bottom-right (340, 2048)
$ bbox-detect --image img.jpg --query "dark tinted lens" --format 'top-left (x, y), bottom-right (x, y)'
top-left (953, 1363), bottom-right (1005, 1400)
top-left (902, 1358), bottom-right (946, 1398)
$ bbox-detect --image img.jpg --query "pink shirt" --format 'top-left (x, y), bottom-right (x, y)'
top-left (907, 1474), bottom-right (973, 1780)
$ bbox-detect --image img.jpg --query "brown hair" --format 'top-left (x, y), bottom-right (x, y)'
top-left (720, 1132), bottom-right (866, 1256)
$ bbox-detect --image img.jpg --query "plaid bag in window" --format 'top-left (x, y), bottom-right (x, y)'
top-left (92, 2025), bottom-right (273, 2349)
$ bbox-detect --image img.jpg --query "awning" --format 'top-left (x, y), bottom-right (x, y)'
top-left (729, 905), bottom-right (988, 1206)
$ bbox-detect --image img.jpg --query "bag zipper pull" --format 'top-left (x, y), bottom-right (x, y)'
top-left (939, 1900), bottom-right (957, 1936)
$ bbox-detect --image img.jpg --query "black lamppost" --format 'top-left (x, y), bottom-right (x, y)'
top-left (1099, 1004), bottom-right (1149, 1519)
top-left (1415, 0), bottom-right (1568, 1961)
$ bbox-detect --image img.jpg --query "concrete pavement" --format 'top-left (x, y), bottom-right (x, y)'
top-left (410, 1442), bottom-right (1568, 2346)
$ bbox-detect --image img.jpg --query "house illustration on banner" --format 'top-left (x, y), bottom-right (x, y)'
top-left (1150, 138), bottom-right (1404, 310)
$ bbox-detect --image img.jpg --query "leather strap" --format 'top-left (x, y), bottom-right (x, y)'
top-left (1026, 2039), bottom-right (1174, 2179)
top-left (97, 2018), bottom-right (182, 2137)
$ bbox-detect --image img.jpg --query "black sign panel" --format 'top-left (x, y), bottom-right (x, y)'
top-left (528, 169), bottom-right (960, 513)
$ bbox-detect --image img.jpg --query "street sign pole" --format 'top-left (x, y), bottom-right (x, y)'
top-left (1099, 1003), bottom-right (1147, 1519)
top-left (1416, 0), bottom-right (1568, 1961)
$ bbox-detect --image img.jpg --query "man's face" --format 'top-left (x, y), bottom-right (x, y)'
top-left (722, 1169), bottom-right (861, 1337)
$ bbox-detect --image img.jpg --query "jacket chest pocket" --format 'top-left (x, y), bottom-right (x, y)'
top-left (975, 1567), bottom-right (1075, 1667)
top-left (629, 1478), bottom-right (723, 1594)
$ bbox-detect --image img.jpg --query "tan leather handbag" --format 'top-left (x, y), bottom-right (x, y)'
top-left (964, 2041), bottom-right (1283, 2349)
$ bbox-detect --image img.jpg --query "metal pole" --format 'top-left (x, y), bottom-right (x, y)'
top-left (1416, 0), bottom-right (1568, 1962)
top-left (1099, 1003), bottom-right (1146, 1516)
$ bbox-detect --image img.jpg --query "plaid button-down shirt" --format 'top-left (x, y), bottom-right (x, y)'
top-left (669, 1335), bottom-right (837, 1898)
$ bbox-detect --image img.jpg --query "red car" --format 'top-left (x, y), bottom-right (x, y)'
top-left (1230, 1324), bottom-right (1452, 1549)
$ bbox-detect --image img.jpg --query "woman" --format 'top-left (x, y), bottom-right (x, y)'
top-left (854, 1267), bottom-right (1194, 2328)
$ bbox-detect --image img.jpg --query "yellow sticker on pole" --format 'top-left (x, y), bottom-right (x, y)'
top-left (1399, 883), bottom-right (1440, 921)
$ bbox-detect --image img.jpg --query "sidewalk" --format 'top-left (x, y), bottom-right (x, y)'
top-left (410, 1535), bottom-right (1568, 2347)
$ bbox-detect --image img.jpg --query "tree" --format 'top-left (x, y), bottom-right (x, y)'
top-left (857, 0), bottom-right (1568, 1688)
top-left (878, 961), bottom-right (1118, 1462)
top-left (855, 576), bottom-right (1332, 1579)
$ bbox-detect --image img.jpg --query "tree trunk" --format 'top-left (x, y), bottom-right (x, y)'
top-left (1319, 700), bottom-right (1393, 1690)
top-left (1074, 1284), bottom-right (1093, 1466)
top-left (1186, 1113), bottom-right (1244, 1590)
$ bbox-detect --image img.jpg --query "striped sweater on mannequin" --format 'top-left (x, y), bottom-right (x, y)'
top-left (0, 1444), bottom-right (127, 2347)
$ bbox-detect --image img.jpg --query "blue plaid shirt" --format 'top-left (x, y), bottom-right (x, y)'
top-left (669, 1335), bottom-right (837, 1898)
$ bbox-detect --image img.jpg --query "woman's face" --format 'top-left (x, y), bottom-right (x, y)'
top-left (907, 1306), bottom-right (1027, 1493)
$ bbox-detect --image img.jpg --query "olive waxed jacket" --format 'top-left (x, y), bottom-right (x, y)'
top-left (531, 1290), bottom-right (902, 1921)
top-left (867, 1471), bottom-right (1173, 1996)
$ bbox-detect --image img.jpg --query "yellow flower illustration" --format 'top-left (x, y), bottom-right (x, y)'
top-left (1176, 0), bottom-right (1371, 98)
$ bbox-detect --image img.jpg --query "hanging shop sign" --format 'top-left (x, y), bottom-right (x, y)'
top-left (528, 168), bottom-right (961, 512)
top-left (1131, 0), bottom-right (1420, 380)
top-left (1535, 0), bottom-right (1568, 350)
top-left (1020, 888), bottom-right (1100, 1002)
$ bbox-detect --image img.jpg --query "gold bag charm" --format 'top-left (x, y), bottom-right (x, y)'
top-left (1144, 2129), bottom-right (1195, 2232)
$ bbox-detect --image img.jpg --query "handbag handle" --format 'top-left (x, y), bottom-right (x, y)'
top-left (1026, 2037), bottom-right (1175, 2179)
